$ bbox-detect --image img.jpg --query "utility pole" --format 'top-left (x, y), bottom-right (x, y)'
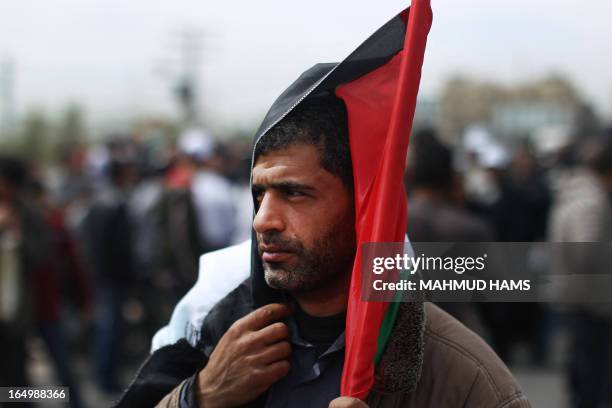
top-left (0, 57), bottom-right (15, 138)
top-left (155, 27), bottom-right (206, 128)
top-left (176, 27), bottom-right (204, 127)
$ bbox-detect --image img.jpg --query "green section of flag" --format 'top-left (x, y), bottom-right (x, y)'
top-left (374, 301), bottom-right (400, 365)
top-left (374, 267), bottom-right (412, 364)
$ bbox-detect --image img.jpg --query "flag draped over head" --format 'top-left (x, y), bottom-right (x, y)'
top-left (249, 0), bottom-right (432, 400)
top-left (335, 0), bottom-right (432, 399)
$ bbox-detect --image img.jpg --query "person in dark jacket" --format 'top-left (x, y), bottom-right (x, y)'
top-left (84, 159), bottom-right (138, 392)
top-left (405, 129), bottom-right (494, 326)
top-left (30, 181), bottom-right (92, 408)
top-left (0, 157), bottom-right (50, 396)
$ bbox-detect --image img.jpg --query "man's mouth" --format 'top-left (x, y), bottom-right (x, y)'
top-left (259, 244), bottom-right (295, 263)
top-left (261, 251), bottom-right (295, 263)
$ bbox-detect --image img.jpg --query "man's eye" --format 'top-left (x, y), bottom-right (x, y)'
top-left (286, 190), bottom-right (305, 198)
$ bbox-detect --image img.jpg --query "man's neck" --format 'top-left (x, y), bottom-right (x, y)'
top-left (291, 272), bottom-right (350, 317)
top-left (293, 302), bottom-right (346, 345)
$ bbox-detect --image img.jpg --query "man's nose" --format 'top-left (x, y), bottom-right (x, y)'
top-left (253, 193), bottom-right (285, 234)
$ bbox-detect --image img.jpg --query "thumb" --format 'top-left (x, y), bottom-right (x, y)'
top-left (329, 396), bottom-right (369, 408)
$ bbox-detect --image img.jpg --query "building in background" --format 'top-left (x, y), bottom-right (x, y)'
top-left (436, 75), bottom-right (600, 149)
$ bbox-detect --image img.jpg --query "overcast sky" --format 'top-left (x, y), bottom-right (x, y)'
top-left (1, 0), bottom-right (611, 134)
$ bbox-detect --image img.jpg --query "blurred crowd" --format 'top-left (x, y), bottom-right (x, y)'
top-left (405, 124), bottom-right (612, 408)
top-left (0, 128), bottom-right (253, 407)
top-left (1, 119), bottom-right (611, 407)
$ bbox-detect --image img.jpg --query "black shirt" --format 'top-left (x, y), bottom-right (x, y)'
top-left (264, 306), bottom-right (346, 408)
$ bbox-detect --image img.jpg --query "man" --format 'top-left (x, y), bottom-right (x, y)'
top-left (193, 95), bottom-right (356, 407)
top-left (118, 6), bottom-right (529, 407)
top-left (118, 93), bottom-right (528, 408)
top-left (406, 128), bottom-right (494, 243)
top-left (84, 159), bottom-right (138, 392)
top-left (406, 129), bottom-right (493, 327)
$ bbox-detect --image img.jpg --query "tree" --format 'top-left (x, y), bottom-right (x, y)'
top-left (56, 104), bottom-right (87, 162)
top-left (20, 109), bottom-right (49, 162)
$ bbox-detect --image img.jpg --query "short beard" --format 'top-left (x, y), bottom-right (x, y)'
top-left (259, 221), bottom-right (355, 294)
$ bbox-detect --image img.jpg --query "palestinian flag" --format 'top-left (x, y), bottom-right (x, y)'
top-left (249, 0), bottom-right (433, 400)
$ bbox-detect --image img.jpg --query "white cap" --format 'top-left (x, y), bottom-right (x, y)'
top-left (178, 127), bottom-right (215, 160)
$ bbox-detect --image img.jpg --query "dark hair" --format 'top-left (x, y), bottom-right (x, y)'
top-left (107, 160), bottom-right (137, 185)
top-left (253, 92), bottom-right (353, 189)
top-left (0, 156), bottom-right (28, 188)
top-left (409, 128), bottom-right (453, 189)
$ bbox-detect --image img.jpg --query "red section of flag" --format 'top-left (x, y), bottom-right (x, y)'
top-left (335, 0), bottom-right (432, 399)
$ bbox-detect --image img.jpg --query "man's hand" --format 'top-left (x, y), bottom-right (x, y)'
top-left (329, 397), bottom-right (370, 408)
top-left (196, 303), bottom-right (293, 408)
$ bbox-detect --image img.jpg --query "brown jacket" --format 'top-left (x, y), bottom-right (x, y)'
top-left (367, 303), bottom-right (529, 407)
top-left (158, 303), bottom-right (529, 408)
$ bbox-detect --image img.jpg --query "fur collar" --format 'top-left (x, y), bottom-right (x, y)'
top-left (373, 302), bottom-right (425, 393)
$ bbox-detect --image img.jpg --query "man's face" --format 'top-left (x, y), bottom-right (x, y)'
top-left (252, 142), bottom-right (356, 294)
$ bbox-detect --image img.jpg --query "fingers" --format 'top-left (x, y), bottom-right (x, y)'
top-left (196, 303), bottom-right (293, 408)
top-left (254, 321), bottom-right (290, 345)
top-left (262, 359), bottom-right (291, 383)
top-left (236, 303), bottom-right (292, 332)
top-left (252, 341), bottom-right (291, 365)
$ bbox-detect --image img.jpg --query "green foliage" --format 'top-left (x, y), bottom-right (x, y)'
top-left (55, 104), bottom-right (87, 162)
top-left (20, 109), bottom-right (49, 161)
top-left (2, 105), bottom-right (89, 164)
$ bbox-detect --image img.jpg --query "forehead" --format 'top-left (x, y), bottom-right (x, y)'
top-left (252, 143), bottom-right (327, 183)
